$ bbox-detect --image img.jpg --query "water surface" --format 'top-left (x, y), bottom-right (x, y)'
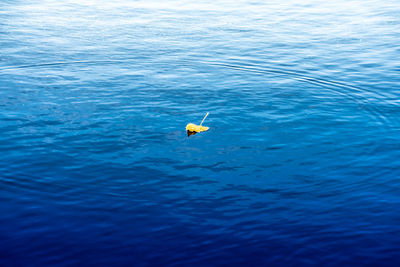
top-left (1, 0), bottom-right (400, 265)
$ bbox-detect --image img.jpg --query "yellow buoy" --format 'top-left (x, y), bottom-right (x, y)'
top-left (186, 112), bottom-right (209, 136)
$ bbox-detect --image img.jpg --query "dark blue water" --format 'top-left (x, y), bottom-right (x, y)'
top-left (1, 0), bottom-right (400, 265)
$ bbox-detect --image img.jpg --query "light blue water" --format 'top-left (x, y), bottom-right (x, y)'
top-left (1, 0), bottom-right (400, 265)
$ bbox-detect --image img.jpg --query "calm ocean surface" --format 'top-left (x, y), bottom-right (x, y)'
top-left (1, 0), bottom-right (400, 265)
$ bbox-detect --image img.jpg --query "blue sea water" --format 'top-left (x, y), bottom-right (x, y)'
top-left (1, 0), bottom-right (400, 265)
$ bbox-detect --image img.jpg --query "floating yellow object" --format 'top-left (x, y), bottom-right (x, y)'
top-left (186, 112), bottom-right (209, 136)
top-left (186, 123), bottom-right (209, 132)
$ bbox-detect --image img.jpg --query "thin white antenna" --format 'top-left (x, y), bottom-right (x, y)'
top-left (200, 112), bottom-right (209, 126)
